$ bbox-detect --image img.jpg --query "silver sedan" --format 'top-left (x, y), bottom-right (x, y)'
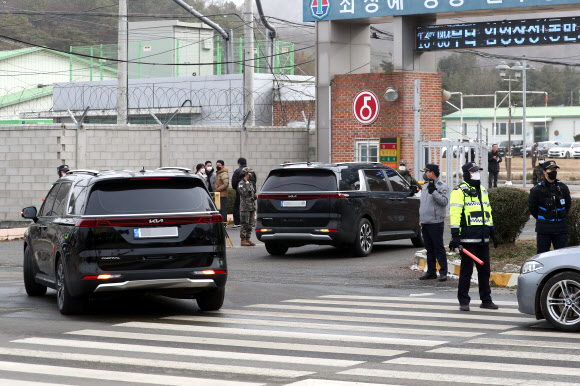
top-left (518, 246), bottom-right (580, 332)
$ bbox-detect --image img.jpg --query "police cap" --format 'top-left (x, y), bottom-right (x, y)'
top-left (420, 164), bottom-right (439, 173)
top-left (462, 162), bottom-right (483, 173)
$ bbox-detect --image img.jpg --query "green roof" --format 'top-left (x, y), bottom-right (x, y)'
top-left (0, 47), bottom-right (117, 74)
top-left (443, 106), bottom-right (580, 120)
top-left (0, 86), bottom-right (53, 109)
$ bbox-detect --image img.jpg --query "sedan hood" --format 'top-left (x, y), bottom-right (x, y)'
top-left (530, 246), bottom-right (580, 263)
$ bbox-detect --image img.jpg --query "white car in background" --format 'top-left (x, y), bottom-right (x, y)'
top-left (548, 142), bottom-right (580, 159)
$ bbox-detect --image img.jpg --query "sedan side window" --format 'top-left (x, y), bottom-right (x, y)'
top-left (38, 184), bottom-right (60, 217)
top-left (364, 170), bottom-right (389, 192)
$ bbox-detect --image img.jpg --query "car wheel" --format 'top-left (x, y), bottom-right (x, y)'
top-left (56, 257), bottom-right (84, 315)
top-left (352, 218), bottom-right (373, 257)
top-left (540, 272), bottom-right (580, 332)
top-left (196, 287), bottom-right (225, 311)
top-left (411, 228), bottom-right (424, 247)
top-left (265, 242), bottom-right (289, 256)
top-left (23, 246), bottom-right (47, 296)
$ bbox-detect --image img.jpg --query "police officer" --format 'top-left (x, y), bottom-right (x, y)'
top-left (449, 162), bottom-right (499, 312)
top-left (398, 160), bottom-right (418, 186)
top-left (418, 164), bottom-right (449, 282)
top-left (528, 160), bottom-right (571, 254)
top-left (238, 167), bottom-right (257, 247)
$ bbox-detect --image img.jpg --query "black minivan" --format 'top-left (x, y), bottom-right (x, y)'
top-left (256, 162), bottom-right (422, 257)
top-left (21, 168), bottom-right (227, 314)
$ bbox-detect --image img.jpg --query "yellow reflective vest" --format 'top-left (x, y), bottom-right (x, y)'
top-left (449, 181), bottom-right (494, 244)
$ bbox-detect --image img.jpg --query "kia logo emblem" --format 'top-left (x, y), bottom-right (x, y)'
top-left (149, 219), bottom-right (163, 224)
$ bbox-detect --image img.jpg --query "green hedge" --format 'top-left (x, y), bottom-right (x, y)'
top-left (569, 198), bottom-right (580, 246)
top-left (488, 187), bottom-right (530, 244)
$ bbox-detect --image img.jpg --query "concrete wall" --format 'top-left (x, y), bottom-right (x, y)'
top-left (0, 124), bottom-right (311, 225)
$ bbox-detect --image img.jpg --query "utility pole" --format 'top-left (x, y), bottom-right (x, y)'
top-left (117, 0), bottom-right (129, 124)
top-left (243, 0), bottom-right (255, 126)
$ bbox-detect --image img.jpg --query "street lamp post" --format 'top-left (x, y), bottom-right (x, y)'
top-left (496, 61), bottom-right (520, 185)
top-left (512, 59), bottom-right (531, 188)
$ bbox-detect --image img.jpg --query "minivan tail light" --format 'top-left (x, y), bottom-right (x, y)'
top-left (82, 274), bottom-right (122, 280)
top-left (258, 193), bottom-right (347, 200)
top-left (75, 214), bottom-right (223, 228)
top-left (193, 270), bottom-right (226, 275)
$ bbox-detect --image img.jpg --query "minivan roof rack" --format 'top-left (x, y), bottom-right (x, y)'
top-left (66, 169), bottom-right (100, 176)
top-left (156, 167), bottom-right (192, 173)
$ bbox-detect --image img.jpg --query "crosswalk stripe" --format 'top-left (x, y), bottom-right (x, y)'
top-left (339, 368), bottom-right (573, 386)
top-left (14, 337), bottom-right (362, 368)
top-left (248, 304), bottom-right (531, 323)
top-left (0, 379), bottom-right (71, 386)
top-left (208, 309), bottom-right (515, 330)
top-left (164, 315), bottom-right (482, 337)
top-left (468, 337), bottom-right (580, 350)
top-left (66, 329), bottom-right (407, 357)
top-left (285, 380), bottom-right (400, 386)
top-left (429, 347), bottom-right (580, 363)
top-left (501, 329), bottom-right (580, 339)
top-left (0, 347), bottom-right (312, 378)
top-left (0, 360), bottom-right (263, 386)
top-left (115, 321), bottom-right (447, 347)
top-left (319, 295), bottom-right (519, 306)
top-left (385, 357), bottom-right (580, 377)
top-left (283, 299), bottom-right (522, 314)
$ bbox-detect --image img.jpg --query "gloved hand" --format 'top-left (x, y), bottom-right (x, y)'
top-left (427, 180), bottom-right (436, 194)
top-left (490, 227), bottom-right (499, 248)
top-left (449, 237), bottom-right (460, 251)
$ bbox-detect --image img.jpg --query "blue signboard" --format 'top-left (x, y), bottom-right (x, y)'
top-left (303, 0), bottom-right (580, 22)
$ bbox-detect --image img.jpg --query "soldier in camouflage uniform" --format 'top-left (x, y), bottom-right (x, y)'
top-left (238, 167), bottom-right (256, 246)
top-left (398, 160), bottom-right (418, 186)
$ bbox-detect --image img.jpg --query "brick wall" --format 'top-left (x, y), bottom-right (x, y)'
top-left (330, 72), bottom-right (442, 173)
top-left (0, 124), bottom-right (310, 225)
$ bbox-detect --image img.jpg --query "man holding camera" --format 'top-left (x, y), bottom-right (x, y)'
top-left (418, 164), bottom-right (449, 282)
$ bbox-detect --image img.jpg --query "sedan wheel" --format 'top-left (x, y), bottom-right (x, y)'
top-left (541, 272), bottom-right (580, 332)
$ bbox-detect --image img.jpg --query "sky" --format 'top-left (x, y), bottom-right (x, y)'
top-left (231, 0), bottom-right (302, 22)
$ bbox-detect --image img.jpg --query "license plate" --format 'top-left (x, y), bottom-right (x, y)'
top-left (281, 200), bottom-right (307, 208)
top-left (134, 226), bottom-right (178, 239)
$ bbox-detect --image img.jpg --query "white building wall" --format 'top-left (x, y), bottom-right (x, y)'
top-left (0, 95), bottom-right (53, 120)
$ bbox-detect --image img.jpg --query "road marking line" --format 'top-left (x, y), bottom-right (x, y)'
top-left (0, 347), bottom-right (312, 378)
top-left (115, 321), bottom-right (448, 347)
top-left (208, 309), bottom-right (514, 330)
top-left (468, 337), bottom-right (580, 350)
top-left (163, 315), bottom-right (482, 337)
top-left (0, 379), bottom-right (71, 386)
top-left (248, 304), bottom-right (531, 323)
top-left (285, 380), bottom-right (399, 386)
top-left (501, 330), bottom-right (580, 339)
top-left (338, 368), bottom-right (572, 386)
top-left (0, 360), bottom-right (263, 386)
top-left (66, 329), bottom-right (407, 357)
top-left (14, 337), bottom-right (361, 368)
top-left (409, 293), bottom-right (434, 297)
top-left (320, 295), bottom-right (518, 306)
top-left (429, 347), bottom-right (580, 362)
top-left (285, 299), bottom-right (521, 314)
top-left (385, 357), bottom-right (580, 377)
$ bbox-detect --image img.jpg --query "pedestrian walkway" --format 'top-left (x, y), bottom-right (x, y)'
top-left (0, 294), bottom-right (578, 385)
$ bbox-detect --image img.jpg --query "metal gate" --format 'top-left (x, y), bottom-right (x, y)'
top-left (417, 141), bottom-right (490, 194)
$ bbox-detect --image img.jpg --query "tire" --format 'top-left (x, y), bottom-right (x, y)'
top-left (540, 272), bottom-right (580, 332)
top-left (56, 257), bottom-right (84, 315)
top-left (196, 287), bottom-right (225, 311)
top-left (351, 218), bottom-right (373, 257)
top-left (265, 242), bottom-right (289, 256)
top-left (411, 228), bottom-right (425, 247)
top-left (23, 246), bottom-right (47, 296)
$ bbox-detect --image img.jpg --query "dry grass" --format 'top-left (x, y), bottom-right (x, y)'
top-left (490, 240), bottom-right (537, 273)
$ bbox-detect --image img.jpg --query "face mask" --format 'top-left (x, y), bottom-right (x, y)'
top-left (206, 167), bottom-right (213, 173)
top-left (422, 173), bottom-right (429, 181)
top-left (200, 169), bottom-right (206, 174)
top-left (217, 166), bottom-right (222, 171)
top-left (399, 166), bottom-right (406, 171)
top-left (471, 171), bottom-right (481, 180)
top-left (547, 170), bottom-right (558, 180)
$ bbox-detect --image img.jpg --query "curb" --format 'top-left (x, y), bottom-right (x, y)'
top-left (0, 228), bottom-right (26, 241)
top-left (413, 250), bottom-right (519, 288)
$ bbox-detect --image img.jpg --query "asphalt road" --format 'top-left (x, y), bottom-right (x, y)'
top-left (1, 232), bottom-right (578, 385)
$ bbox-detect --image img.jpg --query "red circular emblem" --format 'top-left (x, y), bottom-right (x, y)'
top-left (353, 90), bottom-right (380, 125)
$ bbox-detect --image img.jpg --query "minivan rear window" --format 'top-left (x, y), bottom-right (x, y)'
top-left (262, 169), bottom-right (337, 192)
top-left (84, 178), bottom-right (214, 215)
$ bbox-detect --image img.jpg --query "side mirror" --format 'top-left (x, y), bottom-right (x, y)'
top-left (21, 207), bottom-right (38, 222)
